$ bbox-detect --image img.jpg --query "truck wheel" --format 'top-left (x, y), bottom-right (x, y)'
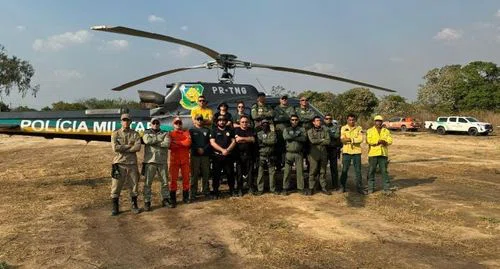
top-left (437, 126), bottom-right (446, 135)
top-left (400, 125), bottom-right (407, 132)
top-left (468, 127), bottom-right (478, 136)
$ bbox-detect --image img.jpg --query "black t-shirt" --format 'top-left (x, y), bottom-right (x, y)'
top-left (189, 126), bottom-right (211, 156)
top-left (235, 127), bottom-right (255, 154)
top-left (210, 126), bottom-right (235, 153)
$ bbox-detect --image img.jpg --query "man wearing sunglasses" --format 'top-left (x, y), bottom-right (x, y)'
top-left (110, 113), bottom-right (142, 216)
top-left (169, 117), bottom-right (192, 206)
top-left (142, 118), bottom-right (171, 211)
top-left (297, 97), bottom-right (317, 130)
top-left (191, 95), bottom-right (213, 127)
top-left (274, 95), bottom-right (296, 171)
top-left (256, 119), bottom-right (277, 195)
top-left (282, 114), bottom-right (307, 195)
top-left (189, 115), bottom-right (212, 201)
top-left (234, 115), bottom-right (256, 196)
top-left (324, 114), bottom-right (341, 190)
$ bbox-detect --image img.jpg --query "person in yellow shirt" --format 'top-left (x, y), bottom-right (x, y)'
top-left (366, 115), bottom-right (393, 195)
top-left (190, 95), bottom-right (213, 127)
top-left (339, 114), bottom-right (365, 194)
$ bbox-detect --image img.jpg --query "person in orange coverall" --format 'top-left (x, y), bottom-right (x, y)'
top-left (169, 117), bottom-right (192, 207)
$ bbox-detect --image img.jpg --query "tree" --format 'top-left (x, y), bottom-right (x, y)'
top-left (417, 65), bottom-right (462, 113)
top-left (0, 101), bottom-right (10, 112)
top-left (81, 98), bottom-right (141, 109)
top-left (50, 101), bottom-right (87, 111)
top-left (297, 90), bottom-right (339, 117)
top-left (270, 85), bottom-right (297, 98)
top-left (0, 45), bottom-right (39, 97)
top-left (11, 105), bottom-right (37, 112)
top-left (376, 94), bottom-right (414, 116)
top-left (336, 87), bottom-right (378, 119)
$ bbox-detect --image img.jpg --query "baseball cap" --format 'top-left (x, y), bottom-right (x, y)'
top-left (120, 113), bottom-right (131, 121)
top-left (374, 115), bottom-right (384, 121)
top-left (257, 92), bottom-right (266, 97)
top-left (281, 95), bottom-right (288, 100)
top-left (261, 119), bottom-right (270, 124)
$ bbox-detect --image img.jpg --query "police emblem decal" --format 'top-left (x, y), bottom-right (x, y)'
top-left (179, 84), bottom-right (204, 110)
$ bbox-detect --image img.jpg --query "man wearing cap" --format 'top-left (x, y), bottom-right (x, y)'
top-left (366, 115), bottom-right (393, 195)
top-left (307, 116), bottom-right (331, 195)
top-left (191, 95), bottom-right (213, 127)
top-left (169, 117), bottom-right (192, 207)
top-left (110, 113), bottom-right (142, 216)
top-left (282, 114), bottom-right (307, 195)
top-left (297, 96), bottom-right (317, 131)
top-left (251, 92), bottom-right (274, 131)
top-left (274, 95), bottom-right (296, 170)
top-left (233, 100), bottom-right (253, 129)
top-left (210, 115), bottom-right (237, 198)
top-left (339, 113), bottom-right (365, 194)
top-left (234, 115), bottom-right (256, 196)
top-left (256, 119), bottom-right (277, 195)
top-left (142, 118), bottom-right (170, 211)
top-left (324, 113), bottom-right (341, 190)
top-left (189, 115), bottom-right (211, 201)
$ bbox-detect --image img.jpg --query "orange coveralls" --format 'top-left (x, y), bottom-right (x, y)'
top-left (169, 129), bottom-right (192, 191)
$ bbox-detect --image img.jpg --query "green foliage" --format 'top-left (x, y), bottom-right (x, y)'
top-left (11, 105), bottom-right (37, 112)
top-left (336, 87), bottom-right (378, 119)
top-left (376, 94), bottom-right (415, 116)
top-left (270, 85), bottom-right (297, 98)
top-left (0, 45), bottom-right (39, 97)
top-left (0, 261), bottom-right (10, 269)
top-left (47, 98), bottom-right (141, 111)
top-left (417, 61), bottom-right (500, 112)
top-left (298, 90), bottom-right (339, 117)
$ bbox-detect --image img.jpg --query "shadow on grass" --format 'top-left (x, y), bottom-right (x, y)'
top-left (63, 177), bottom-right (108, 187)
top-left (391, 176), bottom-right (437, 190)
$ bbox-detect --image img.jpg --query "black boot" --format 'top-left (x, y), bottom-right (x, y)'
top-left (183, 191), bottom-right (190, 204)
top-left (111, 198), bottom-right (119, 216)
top-left (144, 201), bottom-right (151, 212)
top-left (131, 196), bottom-right (140, 214)
top-left (169, 191), bottom-right (177, 208)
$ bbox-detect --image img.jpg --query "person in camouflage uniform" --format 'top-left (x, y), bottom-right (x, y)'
top-left (256, 119), bottom-right (277, 195)
top-left (110, 113), bottom-right (142, 216)
top-left (142, 118), bottom-right (170, 211)
top-left (324, 114), bottom-right (341, 190)
top-left (251, 92), bottom-right (274, 131)
top-left (307, 116), bottom-right (331, 195)
top-left (282, 114), bottom-right (307, 195)
top-left (273, 95), bottom-right (296, 170)
top-left (296, 96), bottom-right (317, 130)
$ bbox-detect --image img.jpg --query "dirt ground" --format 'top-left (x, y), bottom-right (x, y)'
top-left (0, 131), bottom-right (499, 268)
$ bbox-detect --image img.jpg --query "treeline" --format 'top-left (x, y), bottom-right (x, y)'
top-left (0, 98), bottom-right (141, 112)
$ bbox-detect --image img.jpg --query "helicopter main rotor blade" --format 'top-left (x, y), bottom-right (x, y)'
top-left (92, 26), bottom-right (221, 60)
top-left (250, 63), bottom-right (395, 92)
top-left (111, 65), bottom-right (207, 91)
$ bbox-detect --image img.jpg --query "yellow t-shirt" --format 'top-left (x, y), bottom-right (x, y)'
top-left (366, 126), bottom-right (393, 157)
top-left (191, 107), bottom-right (214, 122)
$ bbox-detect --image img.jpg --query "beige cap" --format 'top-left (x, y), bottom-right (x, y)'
top-left (120, 113), bottom-right (131, 120)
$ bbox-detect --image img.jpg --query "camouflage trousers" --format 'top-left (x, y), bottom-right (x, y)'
top-left (143, 163), bottom-right (169, 202)
top-left (111, 164), bottom-right (139, 198)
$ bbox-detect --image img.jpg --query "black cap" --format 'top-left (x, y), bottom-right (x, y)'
top-left (195, 115), bottom-right (204, 121)
top-left (281, 95), bottom-right (288, 100)
top-left (257, 92), bottom-right (266, 97)
top-left (216, 115), bottom-right (227, 121)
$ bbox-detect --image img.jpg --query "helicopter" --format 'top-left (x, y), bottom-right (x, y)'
top-left (0, 26), bottom-right (394, 142)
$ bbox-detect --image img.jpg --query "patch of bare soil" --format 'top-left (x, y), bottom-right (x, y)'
top-left (0, 133), bottom-right (499, 268)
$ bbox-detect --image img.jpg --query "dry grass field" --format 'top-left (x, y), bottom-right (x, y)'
top-left (0, 132), bottom-right (499, 268)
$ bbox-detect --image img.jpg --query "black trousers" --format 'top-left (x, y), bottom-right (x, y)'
top-left (236, 155), bottom-right (254, 191)
top-left (212, 156), bottom-right (235, 193)
top-left (327, 148), bottom-right (339, 189)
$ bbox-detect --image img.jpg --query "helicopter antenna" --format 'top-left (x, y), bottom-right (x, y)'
top-left (255, 78), bottom-right (267, 94)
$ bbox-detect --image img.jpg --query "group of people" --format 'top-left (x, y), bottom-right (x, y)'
top-left (109, 93), bottom-right (393, 216)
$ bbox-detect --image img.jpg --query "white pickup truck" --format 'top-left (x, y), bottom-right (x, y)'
top-left (424, 116), bottom-right (493, 136)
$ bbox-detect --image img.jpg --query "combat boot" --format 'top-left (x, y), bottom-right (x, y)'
top-left (111, 198), bottom-right (119, 216)
top-left (144, 201), bottom-right (151, 212)
top-left (169, 191), bottom-right (177, 208)
top-left (131, 196), bottom-right (140, 214)
top-left (183, 190), bottom-right (190, 204)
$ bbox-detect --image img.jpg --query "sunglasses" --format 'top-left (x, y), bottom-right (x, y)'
top-left (198, 100), bottom-right (206, 103)
top-left (325, 118), bottom-right (332, 120)
top-left (291, 119), bottom-right (299, 121)
top-left (237, 106), bottom-right (244, 108)
top-left (152, 122), bottom-right (160, 125)
top-left (174, 121), bottom-right (182, 125)
top-left (196, 118), bottom-right (203, 121)
top-left (300, 99), bottom-right (307, 102)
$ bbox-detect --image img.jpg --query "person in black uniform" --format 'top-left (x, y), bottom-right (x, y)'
top-left (234, 115), bottom-right (256, 196)
top-left (209, 115), bottom-right (236, 198)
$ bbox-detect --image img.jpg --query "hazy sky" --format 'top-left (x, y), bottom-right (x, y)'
top-left (1, 0), bottom-right (500, 108)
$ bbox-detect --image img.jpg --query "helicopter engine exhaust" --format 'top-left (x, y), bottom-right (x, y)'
top-left (138, 90), bottom-right (166, 105)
